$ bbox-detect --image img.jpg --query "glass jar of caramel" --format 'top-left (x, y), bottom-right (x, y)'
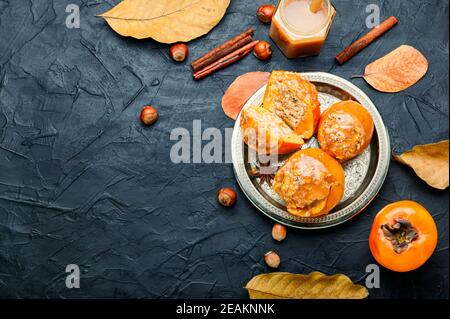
top-left (269, 0), bottom-right (336, 58)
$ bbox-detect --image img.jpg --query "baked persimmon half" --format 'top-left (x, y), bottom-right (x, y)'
top-left (369, 200), bottom-right (438, 272)
top-left (273, 148), bottom-right (345, 217)
top-left (318, 101), bottom-right (374, 162)
top-left (263, 71), bottom-right (321, 139)
top-left (240, 105), bottom-right (304, 155)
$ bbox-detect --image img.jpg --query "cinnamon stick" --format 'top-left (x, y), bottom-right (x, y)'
top-left (193, 41), bottom-right (259, 80)
top-left (195, 41), bottom-right (258, 76)
top-left (191, 28), bottom-right (254, 72)
top-left (336, 16), bottom-right (398, 65)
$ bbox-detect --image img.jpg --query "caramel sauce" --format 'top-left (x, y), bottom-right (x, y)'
top-left (269, 0), bottom-right (335, 58)
top-left (274, 154), bottom-right (335, 216)
top-left (283, 0), bottom-right (328, 34)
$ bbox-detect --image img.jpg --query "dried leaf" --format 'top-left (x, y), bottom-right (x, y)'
top-left (99, 0), bottom-right (230, 43)
top-left (363, 45), bottom-right (428, 92)
top-left (394, 140), bottom-right (449, 190)
top-left (222, 72), bottom-right (270, 120)
top-left (245, 272), bottom-right (368, 299)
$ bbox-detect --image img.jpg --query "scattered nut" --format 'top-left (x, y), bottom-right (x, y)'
top-left (169, 43), bottom-right (189, 62)
top-left (272, 223), bottom-right (287, 242)
top-left (217, 188), bottom-right (237, 207)
top-left (257, 4), bottom-right (276, 24)
top-left (253, 41), bottom-right (272, 61)
top-left (264, 250), bottom-right (281, 268)
top-left (140, 106), bottom-right (158, 126)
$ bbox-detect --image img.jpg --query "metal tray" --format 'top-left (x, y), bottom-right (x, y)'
top-left (231, 72), bottom-right (390, 229)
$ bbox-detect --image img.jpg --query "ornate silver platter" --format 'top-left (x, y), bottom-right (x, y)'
top-left (231, 72), bottom-right (390, 229)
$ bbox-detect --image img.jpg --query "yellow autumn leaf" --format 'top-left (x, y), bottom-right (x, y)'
top-left (245, 272), bottom-right (369, 299)
top-left (394, 140), bottom-right (449, 190)
top-left (363, 45), bottom-right (428, 93)
top-left (99, 0), bottom-right (230, 43)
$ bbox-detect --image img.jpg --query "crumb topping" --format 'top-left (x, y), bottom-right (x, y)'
top-left (321, 110), bottom-right (365, 161)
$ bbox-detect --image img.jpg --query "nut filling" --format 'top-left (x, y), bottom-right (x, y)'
top-left (381, 219), bottom-right (419, 254)
top-left (273, 80), bottom-right (307, 128)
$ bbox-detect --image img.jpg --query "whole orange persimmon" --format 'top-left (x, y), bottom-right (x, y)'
top-left (369, 200), bottom-right (438, 272)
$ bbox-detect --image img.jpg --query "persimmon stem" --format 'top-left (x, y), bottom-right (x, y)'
top-left (381, 219), bottom-right (418, 254)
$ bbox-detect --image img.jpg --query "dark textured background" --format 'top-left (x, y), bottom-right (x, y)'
top-left (0, 0), bottom-right (448, 299)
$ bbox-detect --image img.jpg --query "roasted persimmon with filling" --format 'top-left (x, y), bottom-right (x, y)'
top-left (263, 71), bottom-right (321, 139)
top-left (369, 200), bottom-right (438, 272)
top-left (273, 148), bottom-right (345, 217)
top-left (240, 105), bottom-right (304, 155)
top-left (318, 101), bottom-right (374, 162)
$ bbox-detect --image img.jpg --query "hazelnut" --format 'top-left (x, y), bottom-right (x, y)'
top-left (253, 41), bottom-right (272, 61)
top-left (217, 188), bottom-right (237, 207)
top-left (257, 4), bottom-right (276, 24)
top-left (272, 223), bottom-right (287, 242)
top-left (140, 106), bottom-right (158, 126)
top-left (169, 43), bottom-right (189, 62)
top-left (264, 250), bottom-right (280, 268)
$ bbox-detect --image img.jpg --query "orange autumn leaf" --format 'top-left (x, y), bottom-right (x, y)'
top-left (99, 0), bottom-right (230, 43)
top-left (221, 72), bottom-right (270, 120)
top-left (394, 140), bottom-right (449, 190)
top-left (363, 45), bottom-right (428, 93)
